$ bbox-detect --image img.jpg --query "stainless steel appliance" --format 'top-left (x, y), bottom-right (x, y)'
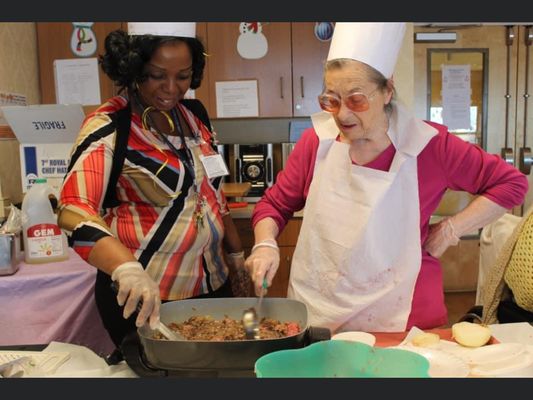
top-left (281, 142), bottom-right (297, 170)
top-left (233, 144), bottom-right (274, 202)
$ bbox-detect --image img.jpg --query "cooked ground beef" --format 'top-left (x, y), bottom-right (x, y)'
top-left (154, 315), bottom-right (300, 341)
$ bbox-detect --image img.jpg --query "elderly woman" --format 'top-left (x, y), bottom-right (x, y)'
top-left (58, 23), bottom-right (247, 347)
top-left (245, 23), bottom-right (528, 333)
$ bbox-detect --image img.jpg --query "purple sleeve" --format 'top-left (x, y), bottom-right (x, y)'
top-left (252, 129), bottom-right (319, 232)
top-left (436, 129), bottom-right (528, 208)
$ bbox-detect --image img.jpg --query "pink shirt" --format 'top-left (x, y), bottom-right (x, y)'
top-left (253, 121), bottom-right (529, 329)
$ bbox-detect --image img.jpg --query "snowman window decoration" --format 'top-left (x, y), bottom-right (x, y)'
top-left (70, 22), bottom-right (97, 57)
top-left (237, 22), bottom-right (268, 60)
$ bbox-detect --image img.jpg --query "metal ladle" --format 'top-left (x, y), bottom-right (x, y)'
top-left (243, 278), bottom-right (268, 340)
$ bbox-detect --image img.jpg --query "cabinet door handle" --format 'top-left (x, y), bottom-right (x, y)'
top-left (280, 77), bottom-right (284, 99)
top-left (519, 147), bottom-right (532, 174)
top-left (300, 76), bottom-right (305, 98)
top-left (501, 147), bottom-right (514, 165)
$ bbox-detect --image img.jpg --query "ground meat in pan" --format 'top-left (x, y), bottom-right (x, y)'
top-left (153, 315), bottom-right (300, 341)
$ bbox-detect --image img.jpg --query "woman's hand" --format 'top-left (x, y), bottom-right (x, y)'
top-left (423, 218), bottom-right (460, 258)
top-left (111, 261), bottom-right (161, 329)
top-left (244, 240), bottom-right (280, 295)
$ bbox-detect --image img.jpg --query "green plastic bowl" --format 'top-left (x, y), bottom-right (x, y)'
top-left (255, 340), bottom-right (430, 378)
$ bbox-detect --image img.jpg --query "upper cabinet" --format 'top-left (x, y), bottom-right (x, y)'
top-left (291, 23), bottom-right (331, 117)
top-left (36, 22), bottom-right (124, 114)
top-left (35, 22), bottom-right (331, 119)
top-left (204, 22), bottom-right (332, 118)
top-left (36, 22), bottom-right (210, 117)
top-left (205, 22), bottom-right (293, 118)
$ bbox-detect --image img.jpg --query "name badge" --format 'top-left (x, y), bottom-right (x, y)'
top-left (199, 154), bottom-right (230, 179)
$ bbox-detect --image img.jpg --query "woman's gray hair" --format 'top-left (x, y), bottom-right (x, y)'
top-left (324, 58), bottom-right (396, 115)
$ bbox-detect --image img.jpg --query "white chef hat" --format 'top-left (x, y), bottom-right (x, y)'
top-left (127, 22), bottom-right (196, 38)
top-left (327, 22), bottom-right (406, 78)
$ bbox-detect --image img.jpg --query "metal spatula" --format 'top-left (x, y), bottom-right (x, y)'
top-left (110, 281), bottom-right (185, 341)
top-left (243, 278), bottom-right (268, 340)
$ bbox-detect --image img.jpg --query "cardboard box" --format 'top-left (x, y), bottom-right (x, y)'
top-left (0, 104), bottom-right (85, 193)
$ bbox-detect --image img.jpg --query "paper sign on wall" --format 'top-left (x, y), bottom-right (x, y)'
top-left (441, 64), bottom-right (472, 131)
top-left (54, 58), bottom-right (101, 106)
top-left (215, 80), bottom-right (259, 118)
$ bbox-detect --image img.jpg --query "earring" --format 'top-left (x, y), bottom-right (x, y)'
top-left (141, 106), bottom-right (154, 130)
top-left (141, 106), bottom-right (175, 133)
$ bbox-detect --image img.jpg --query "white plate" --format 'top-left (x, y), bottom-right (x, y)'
top-left (331, 331), bottom-right (376, 346)
top-left (397, 346), bottom-right (470, 378)
top-left (458, 343), bottom-right (526, 365)
top-left (470, 351), bottom-right (533, 377)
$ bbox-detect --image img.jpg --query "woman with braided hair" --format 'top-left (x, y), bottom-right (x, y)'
top-left (58, 23), bottom-right (249, 349)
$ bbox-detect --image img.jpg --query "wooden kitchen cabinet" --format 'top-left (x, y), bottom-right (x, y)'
top-left (36, 22), bottom-right (124, 114)
top-left (204, 22), bottom-right (331, 118)
top-left (205, 23), bottom-right (293, 118)
top-left (291, 23), bottom-right (331, 116)
top-left (36, 22), bottom-right (210, 115)
top-left (233, 217), bottom-right (302, 297)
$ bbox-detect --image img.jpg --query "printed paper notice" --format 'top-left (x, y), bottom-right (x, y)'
top-left (54, 58), bottom-right (101, 106)
top-left (215, 80), bottom-right (259, 118)
top-left (441, 64), bottom-right (471, 131)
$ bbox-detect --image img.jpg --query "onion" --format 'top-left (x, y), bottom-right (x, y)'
top-left (452, 321), bottom-right (492, 348)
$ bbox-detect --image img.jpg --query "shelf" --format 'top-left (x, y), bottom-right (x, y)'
top-left (222, 182), bottom-right (252, 197)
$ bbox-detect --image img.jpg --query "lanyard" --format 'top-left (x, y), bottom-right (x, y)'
top-left (132, 93), bottom-right (208, 227)
top-left (154, 108), bottom-right (197, 184)
top-left (142, 104), bottom-right (208, 228)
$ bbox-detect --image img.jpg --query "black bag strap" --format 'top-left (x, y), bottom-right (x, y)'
top-left (102, 102), bottom-right (131, 209)
top-left (180, 98), bottom-right (212, 133)
top-left (102, 99), bottom-right (213, 209)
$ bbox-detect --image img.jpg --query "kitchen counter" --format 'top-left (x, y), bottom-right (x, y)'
top-left (221, 182), bottom-right (252, 197)
top-left (6, 322), bottom-right (532, 377)
top-left (229, 203), bottom-right (303, 219)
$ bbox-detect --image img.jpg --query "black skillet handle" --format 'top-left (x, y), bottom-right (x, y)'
top-left (120, 331), bottom-right (166, 377)
top-left (305, 326), bottom-right (331, 345)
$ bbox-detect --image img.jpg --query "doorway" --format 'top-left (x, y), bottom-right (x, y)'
top-left (414, 25), bottom-right (533, 309)
top-left (414, 24), bottom-right (533, 212)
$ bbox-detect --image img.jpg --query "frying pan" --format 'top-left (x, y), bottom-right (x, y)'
top-left (121, 297), bottom-right (330, 376)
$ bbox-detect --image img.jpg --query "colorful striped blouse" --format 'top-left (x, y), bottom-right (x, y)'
top-left (58, 96), bottom-right (230, 300)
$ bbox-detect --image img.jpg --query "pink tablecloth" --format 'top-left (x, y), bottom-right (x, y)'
top-left (0, 248), bottom-right (115, 356)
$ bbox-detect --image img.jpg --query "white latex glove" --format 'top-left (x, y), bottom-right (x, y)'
top-left (111, 261), bottom-right (161, 329)
top-left (244, 239), bottom-right (280, 295)
top-left (423, 218), bottom-right (460, 258)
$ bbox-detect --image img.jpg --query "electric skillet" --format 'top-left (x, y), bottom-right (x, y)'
top-left (120, 297), bottom-right (331, 377)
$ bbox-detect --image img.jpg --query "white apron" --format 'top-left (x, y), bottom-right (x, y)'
top-left (287, 102), bottom-right (437, 332)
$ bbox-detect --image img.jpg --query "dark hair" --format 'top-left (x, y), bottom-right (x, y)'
top-left (324, 58), bottom-right (395, 114)
top-left (99, 29), bottom-right (206, 92)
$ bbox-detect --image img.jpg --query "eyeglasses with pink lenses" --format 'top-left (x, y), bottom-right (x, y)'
top-left (318, 88), bottom-right (379, 114)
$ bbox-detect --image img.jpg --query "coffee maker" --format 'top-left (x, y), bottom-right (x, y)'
top-left (233, 144), bottom-right (274, 202)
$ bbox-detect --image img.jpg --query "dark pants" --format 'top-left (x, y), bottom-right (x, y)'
top-left (95, 270), bottom-right (234, 348)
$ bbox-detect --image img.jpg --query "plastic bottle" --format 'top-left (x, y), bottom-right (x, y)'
top-left (21, 178), bottom-right (68, 264)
